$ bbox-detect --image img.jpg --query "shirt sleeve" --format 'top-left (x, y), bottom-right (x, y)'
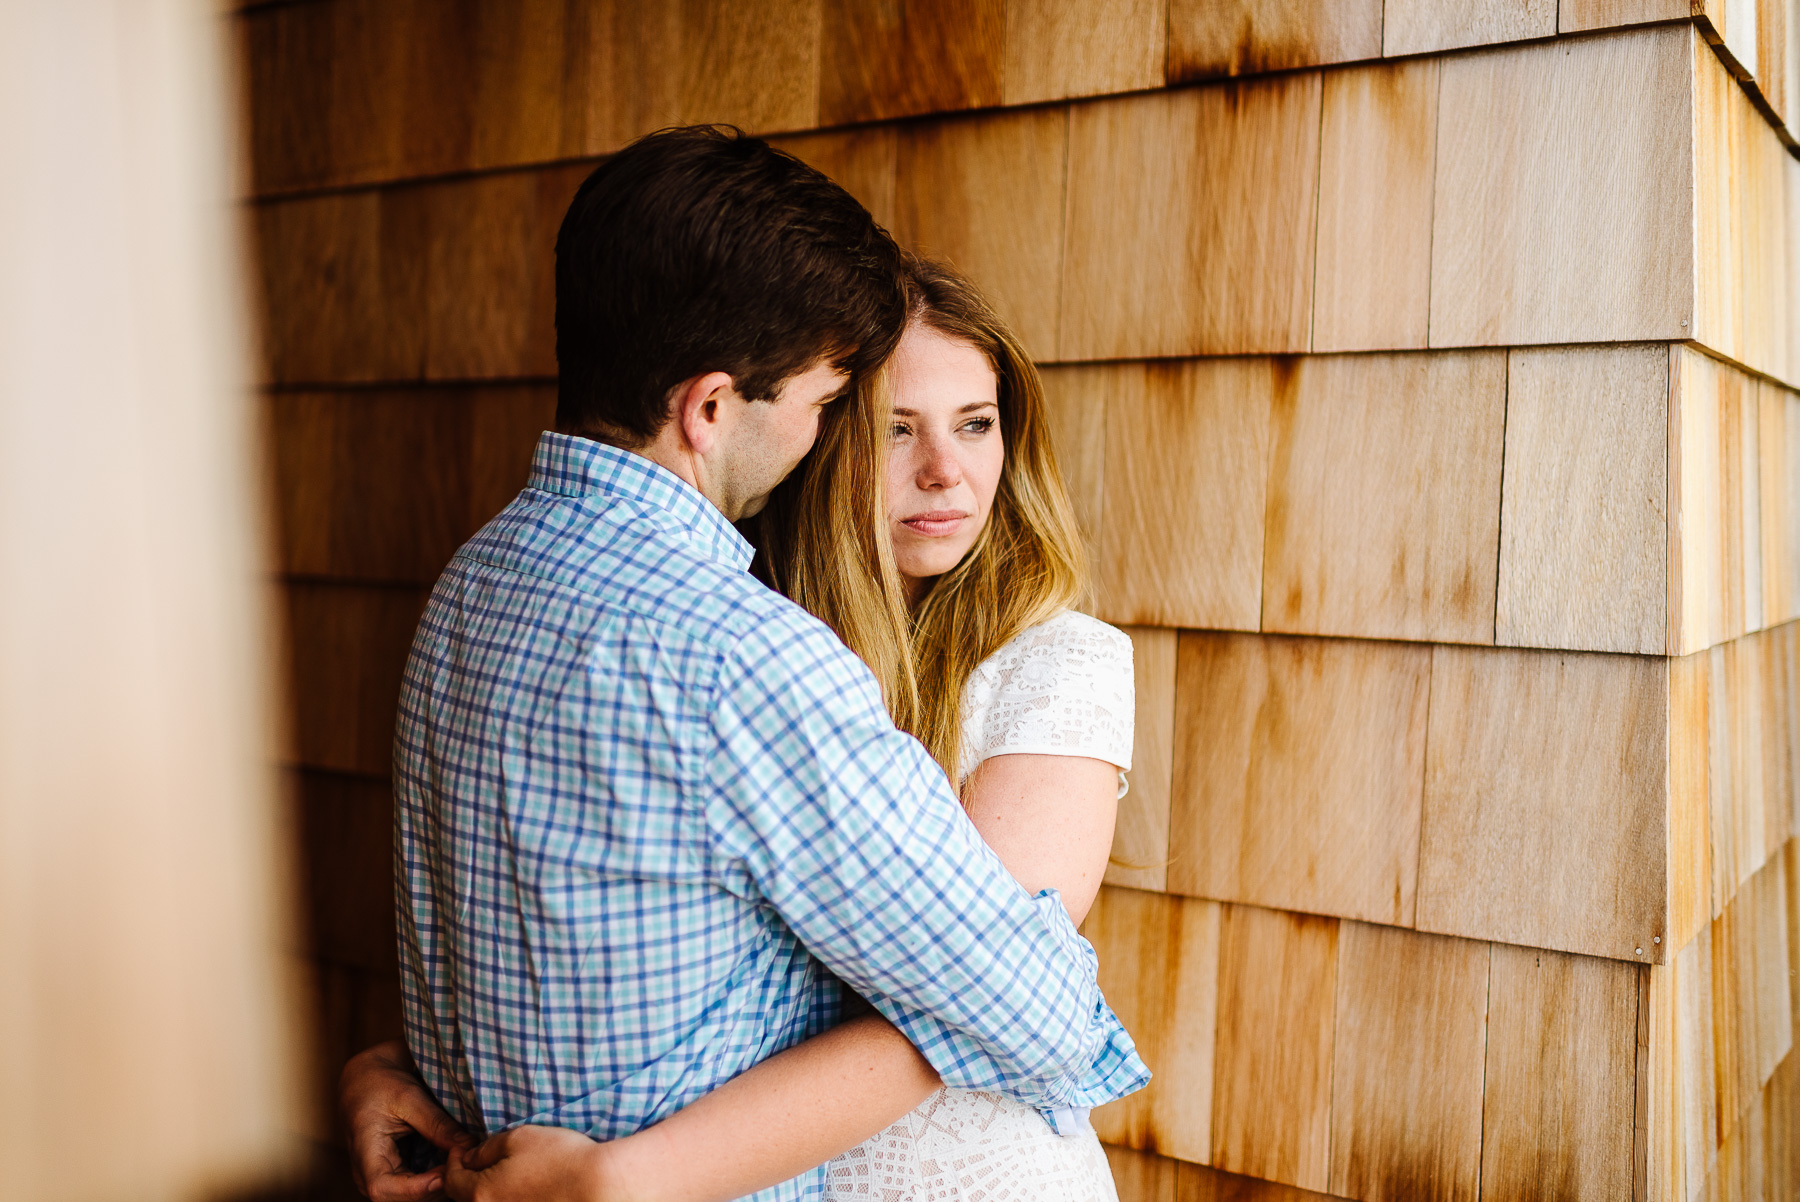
top-left (966, 613), bottom-right (1135, 773)
top-left (700, 611), bottom-right (1149, 1112)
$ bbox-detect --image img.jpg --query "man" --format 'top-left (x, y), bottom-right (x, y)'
top-left (343, 125), bottom-right (1146, 1201)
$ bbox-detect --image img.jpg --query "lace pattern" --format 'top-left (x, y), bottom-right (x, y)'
top-left (956, 610), bottom-right (1134, 788)
top-left (822, 1088), bottom-right (1120, 1202)
top-left (821, 612), bottom-right (1135, 1200)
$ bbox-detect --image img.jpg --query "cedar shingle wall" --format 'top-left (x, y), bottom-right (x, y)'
top-left (240, 1), bottom-right (1800, 1196)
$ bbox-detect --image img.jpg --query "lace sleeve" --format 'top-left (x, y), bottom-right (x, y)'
top-left (957, 611), bottom-right (1134, 784)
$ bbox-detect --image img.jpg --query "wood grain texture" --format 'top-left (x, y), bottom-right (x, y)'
top-left (1106, 1143), bottom-right (1179, 1202)
top-left (1674, 925), bottom-right (1721, 1198)
top-left (268, 387), bottom-right (555, 584)
top-left (253, 190), bottom-right (427, 384)
top-left (1211, 905), bottom-right (1339, 1192)
top-left (1761, 627), bottom-right (1797, 864)
top-left (1328, 923), bottom-right (1488, 1202)
top-left (677, 0), bottom-right (821, 133)
top-left (1038, 363), bottom-right (1112, 589)
top-left (819, 0), bottom-right (1004, 124)
top-left (1087, 886), bottom-right (1221, 1162)
top-left (1768, 1049), bottom-right (1800, 1202)
top-left (1382, 0), bottom-right (1556, 56)
top-left (1754, 852), bottom-right (1795, 1092)
top-left (894, 107), bottom-right (1068, 358)
top-left (1788, 837), bottom-right (1800, 1047)
top-left (563, 0), bottom-right (682, 155)
top-left (1692, 35), bottom-right (1742, 371)
top-left (1672, 650), bottom-right (1716, 953)
top-left (1418, 645), bottom-right (1668, 962)
top-left (1728, 354), bottom-right (1765, 639)
top-left (767, 127), bottom-right (900, 234)
top-left (1002, 0), bottom-right (1166, 104)
top-left (1785, 0), bottom-right (1800, 134)
top-left (295, 771), bottom-right (396, 975)
top-left (1756, 0), bottom-right (1789, 123)
top-left (1110, 628), bottom-right (1176, 892)
top-left (1104, 1148), bottom-right (1358, 1202)
top-left (464, 0), bottom-right (572, 172)
top-left (1480, 944), bottom-right (1641, 1202)
top-left (1430, 27), bottom-right (1693, 349)
top-left (244, 0), bottom-right (826, 190)
top-left (1178, 1162), bottom-right (1354, 1200)
top-left (1672, 348), bottom-right (1729, 655)
top-left (254, 165), bottom-right (580, 386)
top-left (1693, 32), bottom-right (1798, 388)
top-left (421, 166), bottom-right (583, 381)
top-left (1714, 0), bottom-right (1760, 78)
top-left (1311, 59), bottom-right (1437, 353)
top-left (1703, 628), bottom-right (1799, 920)
top-left (1559, 0), bottom-right (1693, 31)
top-left (284, 583), bottom-right (432, 776)
top-left (1757, 383), bottom-right (1800, 628)
top-left (240, 0), bottom-right (336, 192)
top-left (1715, 851), bottom-right (1795, 1130)
top-left (1262, 351), bottom-right (1505, 644)
top-left (1096, 360), bottom-right (1271, 630)
top-left (1166, 0), bottom-right (1381, 81)
top-left (572, 0), bottom-right (826, 149)
top-left (242, 0), bottom-right (475, 192)
top-left (1061, 76), bottom-right (1322, 360)
top-left (1706, 642), bottom-right (1760, 916)
top-left (1643, 963), bottom-right (1678, 1202)
top-left (1169, 633), bottom-right (1430, 926)
top-left (302, 959), bottom-right (406, 1141)
top-left (1497, 345), bottom-right (1671, 655)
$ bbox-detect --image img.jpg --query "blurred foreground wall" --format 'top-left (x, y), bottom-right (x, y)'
top-left (240, 1), bottom-right (1800, 1198)
top-left (0, 3), bottom-right (301, 1201)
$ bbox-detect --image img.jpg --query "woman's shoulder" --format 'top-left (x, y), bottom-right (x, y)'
top-left (971, 609), bottom-right (1133, 700)
top-left (960, 608), bottom-right (1135, 777)
top-left (983, 609), bottom-right (1132, 674)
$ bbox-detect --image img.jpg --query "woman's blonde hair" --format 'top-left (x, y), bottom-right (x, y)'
top-left (754, 255), bottom-right (1089, 785)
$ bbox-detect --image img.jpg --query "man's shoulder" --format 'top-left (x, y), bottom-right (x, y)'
top-left (454, 489), bottom-right (849, 667)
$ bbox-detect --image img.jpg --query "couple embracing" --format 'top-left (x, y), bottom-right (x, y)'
top-left (340, 124), bottom-right (1149, 1202)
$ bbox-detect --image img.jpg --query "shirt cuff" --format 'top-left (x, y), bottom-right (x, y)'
top-left (1042, 1106), bottom-right (1094, 1136)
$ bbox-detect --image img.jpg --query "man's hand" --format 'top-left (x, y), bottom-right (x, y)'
top-left (340, 1040), bottom-right (475, 1201)
top-left (443, 1126), bottom-right (615, 1202)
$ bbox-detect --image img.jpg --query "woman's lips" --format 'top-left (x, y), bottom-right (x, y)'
top-left (900, 510), bottom-right (969, 537)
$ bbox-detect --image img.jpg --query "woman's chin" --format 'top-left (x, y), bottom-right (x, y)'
top-left (896, 547), bottom-right (969, 581)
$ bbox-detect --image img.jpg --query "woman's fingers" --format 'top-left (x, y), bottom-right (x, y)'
top-left (442, 1146), bottom-right (477, 1202)
top-left (461, 1129), bottom-right (514, 1172)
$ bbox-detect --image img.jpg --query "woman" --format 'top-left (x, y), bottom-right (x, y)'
top-left (434, 257), bottom-right (1136, 1201)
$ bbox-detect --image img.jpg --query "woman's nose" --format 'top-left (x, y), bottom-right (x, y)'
top-left (915, 436), bottom-right (962, 489)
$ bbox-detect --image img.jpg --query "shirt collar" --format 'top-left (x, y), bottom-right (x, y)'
top-left (527, 432), bottom-right (755, 571)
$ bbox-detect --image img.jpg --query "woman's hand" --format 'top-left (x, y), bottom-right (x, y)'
top-left (443, 1126), bottom-right (619, 1202)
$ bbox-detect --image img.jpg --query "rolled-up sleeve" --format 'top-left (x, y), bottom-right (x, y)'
top-left (700, 614), bottom-right (1150, 1111)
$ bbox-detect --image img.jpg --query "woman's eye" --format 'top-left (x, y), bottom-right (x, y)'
top-left (889, 423), bottom-right (911, 439)
top-left (961, 417), bottom-right (996, 435)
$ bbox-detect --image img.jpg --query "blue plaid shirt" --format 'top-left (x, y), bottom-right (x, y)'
top-left (395, 433), bottom-right (1147, 1199)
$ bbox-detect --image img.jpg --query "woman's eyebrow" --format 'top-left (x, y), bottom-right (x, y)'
top-left (890, 400), bottom-right (998, 418)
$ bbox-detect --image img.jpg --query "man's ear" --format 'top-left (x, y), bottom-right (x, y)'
top-left (671, 371), bottom-right (738, 456)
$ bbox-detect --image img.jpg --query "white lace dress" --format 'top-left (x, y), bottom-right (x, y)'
top-left (823, 609), bottom-right (1134, 1202)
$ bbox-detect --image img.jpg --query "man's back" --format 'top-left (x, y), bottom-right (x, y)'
top-left (397, 436), bottom-right (851, 1143)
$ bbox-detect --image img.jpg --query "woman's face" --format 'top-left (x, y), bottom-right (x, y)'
top-left (885, 322), bottom-right (1005, 590)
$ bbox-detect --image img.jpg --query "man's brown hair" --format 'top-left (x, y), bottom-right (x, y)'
top-left (554, 125), bottom-right (909, 444)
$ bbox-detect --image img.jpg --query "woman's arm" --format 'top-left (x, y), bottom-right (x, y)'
top-left (445, 1013), bottom-right (938, 1202)
top-left (959, 752), bottom-right (1121, 925)
top-left (444, 752), bottom-right (1119, 1202)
